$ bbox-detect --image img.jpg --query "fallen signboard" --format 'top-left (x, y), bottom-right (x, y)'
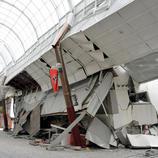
top-left (127, 134), bottom-right (158, 148)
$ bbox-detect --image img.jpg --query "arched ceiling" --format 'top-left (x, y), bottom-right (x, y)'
top-left (0, 0), bottom-right (82, 71)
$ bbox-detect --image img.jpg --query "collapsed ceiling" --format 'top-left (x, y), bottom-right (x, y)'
top-left (4, 0), bottom-right (158, 90)
top-left (7, 71), bottom-right (41, 91)
top-left (124, 52), bottom-right (158, 83)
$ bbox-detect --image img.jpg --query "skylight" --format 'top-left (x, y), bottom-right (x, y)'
top-left (0, 0), bottom-right (82, 71)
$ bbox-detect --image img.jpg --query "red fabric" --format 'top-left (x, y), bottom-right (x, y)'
top-left (69, 134), bottom-right (86, 147)
top-left (49, 68), bottom-right (59, 93)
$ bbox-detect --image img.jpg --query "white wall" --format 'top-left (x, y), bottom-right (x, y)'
top-left (139, 79), bottom-right (158, 112)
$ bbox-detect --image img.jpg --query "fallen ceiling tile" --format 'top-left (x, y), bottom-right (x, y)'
top-left (127, 134), bottom-right (158, 148)
top-left (87, 72), bottom-right (113, 116)
top-left (86, 117), bottom-right (112, 149)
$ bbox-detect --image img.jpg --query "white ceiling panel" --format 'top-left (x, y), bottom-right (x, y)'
top-left (97, 34), bottom-right (143, 56)
top-left (66, 61), bottom-right (81, 75)
top-left (127, 12), bottom-right (156, 31)
top-left (125, 52), bottom-right (158, 82)
top-left (83, 0), bottom-right (158, 74)
top-left (73, 69), bottom-right (87, 82)
top-left (21, 0), bottom-right (158, 87)
top-left (137, 22), bottom-right (158, 41)
top-left (127, 43), bottom-right (151, 60)
top-left (63, 53), bottom-right (73, 64)
top-left (118, 1), bottom-right (146, 20)
top-left (150, 6), bottom-right (158, 19)
top-left (85, 61), bottom-right (101, 75)
top-left (78, 54), bottom-right (94, 66)
top-left (85, 13), bottom-right (124, 40)
top-left (146, 36), bottom-right (158, 50)
top-left (140, 0), bottom-right (158, 8)
top-left (70, 33), bottom-right (89, 43)
top-left (88, 50), bottom-right (105, 62)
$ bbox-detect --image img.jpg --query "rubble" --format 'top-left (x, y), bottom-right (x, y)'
top-left (115, 127), bottom-right (129, 146)
top-left (29, 139), bottom-right (49, 146)
top-left (1, 70), bottom-right (158, 152)
top-left (127, 134), bottom-right (158, 148)
top-left (87, 72), bottom-right (113, 116)
top-left (47, 111), bottom-right (87, 150)
top-left (85, 117), bottom-right (112, 149)
top-left (131, 102), bottom-right (158, 125)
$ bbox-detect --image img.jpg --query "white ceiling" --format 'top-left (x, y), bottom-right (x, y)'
top-left (125, 52), bottom-right (158, 83)
top-left (24, 0), bottom-right (158, 90)
top-left (83, 0), bottom-right (158, 82)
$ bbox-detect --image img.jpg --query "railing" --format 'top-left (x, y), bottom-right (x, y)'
top-left (0, 0), bottom-right (115, 80)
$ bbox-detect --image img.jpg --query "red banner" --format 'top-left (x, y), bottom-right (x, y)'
top-left (49, 67), bottom-right (59, 93)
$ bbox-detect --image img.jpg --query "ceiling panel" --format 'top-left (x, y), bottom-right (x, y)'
top-left (18, 0), bottom-right (158, 88)
top-left (137, 22), bottom-right (158, 41)
top-left (118, 0), bottom-right (146, 20)
top-left (127, 12), bottom-right (156, 31)
top-left (125, 52), bottom-right (158, 82)
top-left (146, 36), bottom-right (158, 50)
top-left (140, 0), bottom-right (158, 8)
top-left (84, 0), bottom-right (158, 71)
top-left (84, 13), bottom-right (124, 40)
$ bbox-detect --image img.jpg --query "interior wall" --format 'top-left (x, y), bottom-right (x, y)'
top-left (139, 79), bottom-right (158, 112)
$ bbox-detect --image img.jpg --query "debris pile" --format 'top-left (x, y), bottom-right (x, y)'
top-left (7, 70), bottom-right (158, 150)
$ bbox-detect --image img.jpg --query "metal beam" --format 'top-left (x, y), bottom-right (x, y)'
top-left (52, 23), bottom-right (84, 147)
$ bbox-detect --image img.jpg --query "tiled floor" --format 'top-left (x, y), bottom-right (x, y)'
top-left (0, 131), bottom-right (151, 158)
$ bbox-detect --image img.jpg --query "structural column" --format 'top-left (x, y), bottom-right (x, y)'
top-left (53, 43), bottom-right (83, 147)
top-left (2, 99), bottom-right (8, 131)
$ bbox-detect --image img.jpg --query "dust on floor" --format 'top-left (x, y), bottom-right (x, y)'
top-left (0, 131), bottom-right (156, 158)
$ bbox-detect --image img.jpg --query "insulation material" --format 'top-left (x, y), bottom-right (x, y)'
top-left (87, 72), bottom-right (113, 116)
top-left (131, 103), bottom-right (158, 125)
top-left (86, 117), bottom-right (112, 149)
top-left (127, 134), bottom-right (158, 148)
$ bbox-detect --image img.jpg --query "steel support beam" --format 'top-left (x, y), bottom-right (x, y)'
top-left (52, 23), bottom-right (83, 147)
top-left (53, 44), bottom-right (83, 147)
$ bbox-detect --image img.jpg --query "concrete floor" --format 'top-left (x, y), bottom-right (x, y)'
top-left (0, 131), bottom-right (153, 158)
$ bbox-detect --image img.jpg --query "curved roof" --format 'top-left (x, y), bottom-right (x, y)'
top-left (0, 0), bottom-right (82, 71)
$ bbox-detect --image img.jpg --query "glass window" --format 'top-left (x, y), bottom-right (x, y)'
top-left (0, 0), bottom-right (71, 70)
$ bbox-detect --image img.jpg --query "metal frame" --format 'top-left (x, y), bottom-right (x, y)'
top-left (0, 0), bottom-right (38, 39)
